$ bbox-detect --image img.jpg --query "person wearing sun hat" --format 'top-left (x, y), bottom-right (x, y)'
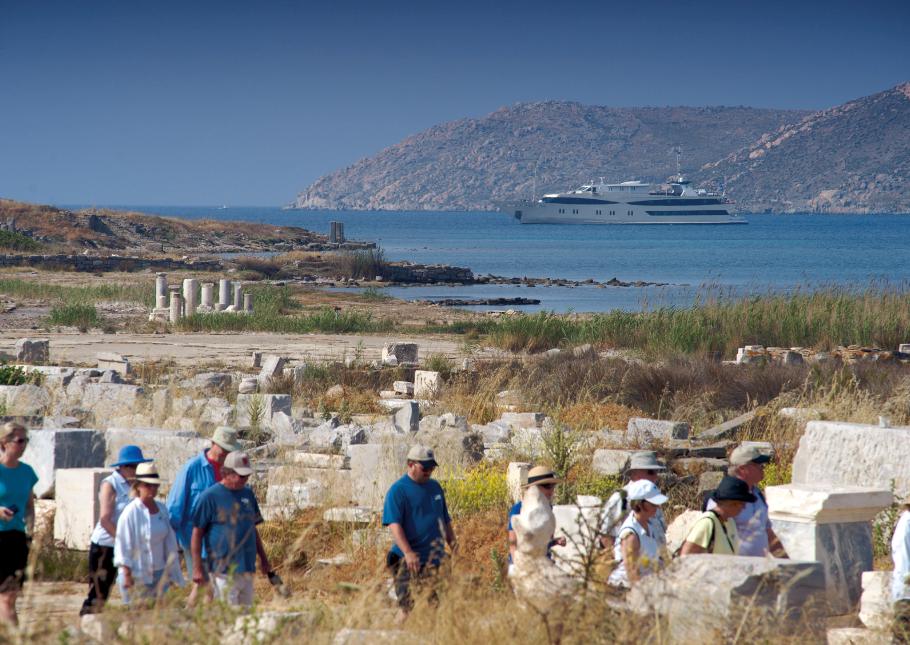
top-left (80, 444), bottom-right (152, 615)
top-left (114, 462), bottom-right (184, 606)
top-left (681, 475), bottom-right (756, 556)
top-left (608, 479), bottom-right (669, 588)
top-left (506, 466), bottom-right (566, 574)
top-left (166, 426), bottom-right (240, 605)
top-left (382, 445), bottom-right (455, 620)
top-left (705, 444), bottom-right (788, 558)
top-left (190, 451), bottom-right (272, 607)
top-left (600, 451), bottom-right (668, 548)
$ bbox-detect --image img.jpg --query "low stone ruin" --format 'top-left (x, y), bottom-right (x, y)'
top-left (735, 343), bottom-right (910, 365)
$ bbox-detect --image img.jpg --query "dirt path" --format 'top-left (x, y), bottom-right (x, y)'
top-left (0, 331), bottom-right (482, 368)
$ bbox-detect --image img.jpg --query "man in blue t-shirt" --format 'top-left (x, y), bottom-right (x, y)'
top-left (506, 466), bottom-right (565, 574)
top-left (382, 445), bottom-right (455, 619)
top-left (191, 451), bottom-right (272, 607)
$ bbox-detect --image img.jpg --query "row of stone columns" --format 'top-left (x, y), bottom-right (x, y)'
top-left (154, 273), bottom-right (253, 323)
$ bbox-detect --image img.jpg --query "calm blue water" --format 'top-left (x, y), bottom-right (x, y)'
top-left (66, 205), bottom-right (910, 312)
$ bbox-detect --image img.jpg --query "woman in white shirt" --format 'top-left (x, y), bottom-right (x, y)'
top-left (892, 499), bottom-right (910, 643)
top-left (114, 463), bottom-right (184, 606)
top-left (608, 480), bottom-right (668, 588)
top-left (80, 444), bottom-right (152, 615)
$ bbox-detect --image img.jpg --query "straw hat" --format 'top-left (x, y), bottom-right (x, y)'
top-left (134, 462), bottom-right (163, 486)
top-left (523, 466), bottom-right (562, 488)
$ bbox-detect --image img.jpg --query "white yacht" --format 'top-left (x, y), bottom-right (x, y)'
top-left (512, 176), bottom-right (744, 225)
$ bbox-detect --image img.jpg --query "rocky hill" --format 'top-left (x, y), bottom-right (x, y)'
top-left (696, 82), bottom-right (910, 213)
top-left (293, 103), bottom-right (807, 211)
top-left (0, 200), bottom-right (367, 253)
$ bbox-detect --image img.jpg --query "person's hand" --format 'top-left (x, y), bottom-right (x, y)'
top-left (403, 551), bottom-right (421, 574)
top-left (122, 570), bottom-right (134, 589)
top-left (555, 537), bottom-right (567, 547)
top-left (0, 507), bottom-right (14, 522)
top-left (192, 565), bottom-right (206, 586)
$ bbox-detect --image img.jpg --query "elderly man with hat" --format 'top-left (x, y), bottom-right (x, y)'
top-left (190, 451), bottom-right (272, 607)
top-left (705, 444), bottom-right (788, 558)
top-left (166, 426), bottom-right (240, 604)
top-left (382, 445), bottom-right (455, 620)
top-left (506, 466), bottom-right (566, 575)
top-left (80, 444), bottom-right (152, 615)
top-left (600, 451), bottom-right (667, 548)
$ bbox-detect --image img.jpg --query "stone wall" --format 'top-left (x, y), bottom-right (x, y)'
top-left (0, 254), bottom-right (221, 273)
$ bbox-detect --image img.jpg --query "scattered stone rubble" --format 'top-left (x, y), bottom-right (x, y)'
top-left (4, 333), bottom-right (907, 642)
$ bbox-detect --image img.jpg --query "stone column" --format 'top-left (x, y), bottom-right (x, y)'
top-left (243, 292), bottom-right (253, 312)
top-left (200, 283), bottom-right (215, 309)
top-left (233, 282), bottom-right (243, 309)
top-left (218, 279), bottom-right (231, 311)
top-left (766, 484), bottom-right (892, 613)
top-left (155, 273), bottom-right (168, 310)
top-left (182, 278), bottom-right (198, 317)
top-left (169, 292), bottom-right (183, 324)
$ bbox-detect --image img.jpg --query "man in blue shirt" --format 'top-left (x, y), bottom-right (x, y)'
top-left (167, 426), bottom-right (239, 605)
top-left (382, 445), bottom-right (455, 620)
top-left (190, 451), bottom-right (272, 607)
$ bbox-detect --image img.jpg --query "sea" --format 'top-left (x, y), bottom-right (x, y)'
top-left (68, 206), bottom-right (910, 313)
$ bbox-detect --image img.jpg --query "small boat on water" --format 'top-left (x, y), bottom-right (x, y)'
top-left (512, 175), bottom-right (744, 225)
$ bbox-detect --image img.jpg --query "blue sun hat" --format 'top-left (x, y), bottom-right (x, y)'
top-left (110, 445), bottom-right (153, 468)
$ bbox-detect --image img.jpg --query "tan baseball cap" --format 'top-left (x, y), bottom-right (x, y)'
top-left (730, 444), bottom-right (772, 467)
top-left (223, 451), bottom-right (254, 476)
top-left (407, 444), bottom-right (437, 466)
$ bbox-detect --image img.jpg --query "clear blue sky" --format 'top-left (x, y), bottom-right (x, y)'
top-left (2, 0), bottom-right (908, 206)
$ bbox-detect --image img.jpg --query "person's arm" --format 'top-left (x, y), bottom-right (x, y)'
top-left (190, 527), bottom-right (206, 584)
top-left (444, 521), bottom-right (456, 552)
top-left (389, 523), bottom-right (420, 573)
top-left (255, 529), bottom-right (272, 575)
top-left (679, 541), bottom-right (707, 556)
top-left (508, 529), bottom-right (517, 558)
top-left (120, 565), bottom-right (134, 588)
top-left (25, 493), bottom-right (35, 535)
top-left (166, 466), bottom-right (189, 532)
top-left (767, 527), bottom-right (788, 558)
top-left (620, 533), bottom-right (642, 584)
top-left (98, 481), bottom-right (117, 537)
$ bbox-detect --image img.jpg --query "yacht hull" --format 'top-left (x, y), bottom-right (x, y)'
top-left (513, 202), bottom-right (745, 224)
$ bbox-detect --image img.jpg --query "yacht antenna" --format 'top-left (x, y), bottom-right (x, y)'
top-left (675, 146), bottom-right (682, 179)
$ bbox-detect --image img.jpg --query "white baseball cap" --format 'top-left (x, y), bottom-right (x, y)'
top-left (625, 479), bottom-right (668, 505)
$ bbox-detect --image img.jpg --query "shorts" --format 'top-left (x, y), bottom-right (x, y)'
top-left (386, 551), bottom-right (439, 610)
top-left (212, 572), bottom-right (254, 607)
top-left (0, 530), bottom-right (29, 592)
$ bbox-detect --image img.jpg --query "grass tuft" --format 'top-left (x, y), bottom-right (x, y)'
top-left (47, 303), bottom-right (102, 330)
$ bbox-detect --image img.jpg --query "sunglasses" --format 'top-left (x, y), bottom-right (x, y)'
top-left (538, 483), bottom-right (556, 490)
top-left (7, 437), bottom-right (28, 445)
top-left (418, 462), bottom-right (436, 472)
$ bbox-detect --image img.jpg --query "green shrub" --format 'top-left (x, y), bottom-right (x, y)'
top-left (360, 286), bottom-right (391, 301)
top-left (423, 353), bottom-right (455, 377)
top-left (0, 364), bottom-right (30, 386)
top-left (47, 303), bottom-right (102, 330)
top-left (0, 230), bottom-right (42, 251)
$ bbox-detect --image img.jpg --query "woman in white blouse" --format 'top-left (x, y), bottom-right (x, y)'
top-left (114, 463), bottom-right (184, 606)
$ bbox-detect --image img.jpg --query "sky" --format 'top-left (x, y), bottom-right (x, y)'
top-left (1, 0), bottom-right (908, 206)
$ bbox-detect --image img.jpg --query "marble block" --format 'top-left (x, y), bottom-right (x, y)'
top-left (767, 484), bottom-right (892, 614)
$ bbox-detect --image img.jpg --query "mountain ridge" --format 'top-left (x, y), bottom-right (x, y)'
top-left (294, 82), bottom-right (910, 213)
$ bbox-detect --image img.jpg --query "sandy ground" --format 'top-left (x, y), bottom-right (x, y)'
top-left (0, 331), bottom-right (482, 368)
